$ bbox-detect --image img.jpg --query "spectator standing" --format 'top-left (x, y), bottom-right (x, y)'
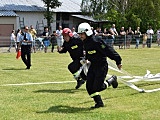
top-left (29, 25), bottom-right (37, 53)
top-left (110, 24), bottom-right (118, 45)
top-left (126, 27), bottom-right (134, 49)
top-left (142, 33), bottom-right (147, 48)
top-left (42, 27), bottom-right (50, 53)
top-left (102, 28), bottom-right (108, 44)
top-left (56, 26), bottom-right (64, 50)
top-left (8, 30), bottom-right (17, 52)
top-left (18, 26), bottom-right (33, 69)
top-left (135, 27), bottom-right (142, 49)
top-left (119, 27), bottom-right (126, 49)
top-left (92, 27), bottom-right (97, 35)
top-left (103, 28), bottom-right (114, 47)
top-left (50, 31), bottom-right (57, 52)
top-left (95, 27), bottom-right (103, 38)
top-left (156, 28), bottom-right (160, 46)
top-left (72, 27), bottom-right (79, 38)
top-left (146, 26), bottom-right (154, 48)
top-left (16, 29), bottom-right (22, 47)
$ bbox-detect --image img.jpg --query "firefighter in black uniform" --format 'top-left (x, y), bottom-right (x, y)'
top-left (58, 28), bottom-right (86, 89)
top-left (18, 26), bottom-right (33, 69)
top-left (78, 23), bottom-right (122, 108)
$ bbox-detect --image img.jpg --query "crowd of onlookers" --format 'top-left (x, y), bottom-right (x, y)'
top-left (7, 24), bottom-right (160, 53)
top-left (92, 24), bottom-right (160, 49)
top-left (8, 25), bottom-right (37, 53)
top-left (7, 25), bottom-right (80, 53)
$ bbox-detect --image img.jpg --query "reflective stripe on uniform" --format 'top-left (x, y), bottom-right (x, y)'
top-left (104, 81), bottom-right (109, 88)
top-left (90, 92), bottom-right (99, 98)
top-left (73, 71), bottom-right (78, 76)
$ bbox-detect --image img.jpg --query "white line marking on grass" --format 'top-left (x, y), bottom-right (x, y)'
top-left (1, 81), bottom-right (76, 86)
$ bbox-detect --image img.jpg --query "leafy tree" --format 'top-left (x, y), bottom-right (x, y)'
top-left (42, 0), bottom-right (62, 30)
top-left (81, 0), bottom-right (130, 29)
top-left (81, 0), bottom-right (108, 18)
top-left (81, 0), bottom-right (160, 32)
top-left (130, 0), bottom-right (160, 32)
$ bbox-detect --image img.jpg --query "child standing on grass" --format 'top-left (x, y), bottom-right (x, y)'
top-left (156, 29), bottom-right (160, 46)
top-left (142, 33), bottom-right (147, 48)
top-left (50, 31), bottom-right (57, 53)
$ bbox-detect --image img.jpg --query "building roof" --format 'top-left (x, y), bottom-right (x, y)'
top-left (72, 15), bottom-right (110, 23)
top-left (54, 0), bottom-right (81, 12)
top-left (0, 0), bottom-right (45, 12)
top-left (72, 15), bottom-right (96, 22)
top-left (0, 0), bottom-right (82, 12)
top-left (0, 10), bottom-right (18, 16)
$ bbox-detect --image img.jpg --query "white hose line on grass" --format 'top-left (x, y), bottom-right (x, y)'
top-left (107, 60), bottom-right (160, 93)
top-left (107, 74), bottom-right (145, 93)
top-left (127, 78), bottom-right (160, 83)
top-left (1, 81), bottom-right (76, 86)
top-left (1, 61), bottom-right (160, 93)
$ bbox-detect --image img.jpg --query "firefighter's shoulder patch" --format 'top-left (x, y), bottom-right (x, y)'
top-left (101, 44), bottom-right (106, 49)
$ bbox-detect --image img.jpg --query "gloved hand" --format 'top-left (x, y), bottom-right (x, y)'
top-left (117, 64), bottom-right (122, 70)
top-left (58, 47), bottom-right (63, 52)
top-left (80, 59), bottom-right (86, 65)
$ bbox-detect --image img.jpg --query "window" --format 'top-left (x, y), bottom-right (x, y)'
top-left (56, 13), bottom-right (60, 21)
top-left (62, 23), bottom-right (69, 28)
top-left (62, 13), bottom-right (69, 20)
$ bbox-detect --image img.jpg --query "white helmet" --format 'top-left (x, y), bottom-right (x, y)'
top-left (78, 23), bottom-right (93, 36)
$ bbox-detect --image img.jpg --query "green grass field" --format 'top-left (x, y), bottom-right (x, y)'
top-left (0, 46), bottom-right (160, 120)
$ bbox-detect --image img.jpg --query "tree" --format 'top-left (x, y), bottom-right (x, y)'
top-left (81, 0), bottom-right (108, 18)
top-left (42, 0), bottom-right (62, 30)
top-left (81, 0), bottom-right (160, 32)
top-left (130, 0), bottom-right (160, 32)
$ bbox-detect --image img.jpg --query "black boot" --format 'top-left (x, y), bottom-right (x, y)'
top-left (75, 79), bottom-right (85, 89)
top-left (91, 95), bottom-right (104, 109)
top-left (107, 75), bottom-right (118, 88)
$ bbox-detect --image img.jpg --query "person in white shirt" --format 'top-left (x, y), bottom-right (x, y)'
top-left (110, 24), bottom-right (118, 46)
top-left (146, 26), bottom-right (154, 48)
top-left (156, 28), bottom-right (160, 46)
top-left (18, 26), bottom-right (33, 69)
top-left (16, 29), bottom-right (22, 46)
top-left (8, 30), bottom-right (17, 52)
top-left (56, 26), bottom-right (64, 50)
top-left (72, 27), bottom-right (79, 38)
top-left (135, 27), bottom-right (142, 49)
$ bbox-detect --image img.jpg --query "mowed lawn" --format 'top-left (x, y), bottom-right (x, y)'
top-left (0, 46), bottom-right (160, 120)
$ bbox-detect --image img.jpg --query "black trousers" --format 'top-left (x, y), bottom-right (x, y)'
top-left (68, 59), bottom-right (86, 80)
top-left (51, 44), bottom-right (54, 52)
top-left (86, 62), bottom-right (108, 96)
top-left (147, 38), bottom-right (152, 48)
top-left (21, 45), bottom-right (31, 67)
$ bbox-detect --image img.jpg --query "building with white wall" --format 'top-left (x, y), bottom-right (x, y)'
top-left (0, 0), bottom-right (93, 46)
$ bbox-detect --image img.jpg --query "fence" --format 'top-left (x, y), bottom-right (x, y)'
top-left (0, 34), bottom-right (158, 48)
top-left (102, 34), bottom-right (158, 49)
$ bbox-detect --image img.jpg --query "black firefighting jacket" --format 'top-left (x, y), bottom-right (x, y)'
top-left (58, 37), bottom-right (84, 60)
top-left (83, 36), bottom-right (122, 66)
